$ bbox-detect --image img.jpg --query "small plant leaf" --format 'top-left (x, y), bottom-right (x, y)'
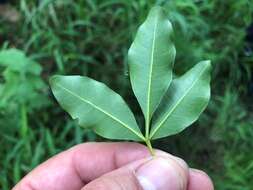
top-left (128, 6), bottom-right (175, 123)
top-left (0, 49), bottom-right (42, 75)
top-left (150, 61), bottom-right (211, 140)
top-left (50, 75), bottom-right (145, 141)
top-left (0, 49), bottom-right (47, 109)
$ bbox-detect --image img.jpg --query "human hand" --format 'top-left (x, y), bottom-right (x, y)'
top-left (13, 142), bottom-right (214, 190)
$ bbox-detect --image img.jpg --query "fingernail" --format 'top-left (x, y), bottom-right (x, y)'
top-left (154, 150), bottom-right (188, 170)
top-left (191, 168), bottom-right (208, 175)
top-left (136, 157), bottom-right (187, 190)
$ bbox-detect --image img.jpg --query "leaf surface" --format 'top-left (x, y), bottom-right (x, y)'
top-left (50, 75), bottom-right (145, 141)
top-left (150, 61), bottom-right (211, 139)
top-left (128, 6), bottom-right (175, 123)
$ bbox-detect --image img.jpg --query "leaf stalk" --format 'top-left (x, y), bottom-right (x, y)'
top-left (145, 138), bottom-right (155, 156)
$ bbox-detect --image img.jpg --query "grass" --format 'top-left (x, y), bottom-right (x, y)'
top-left (0, 0), bottom-right (253, 189)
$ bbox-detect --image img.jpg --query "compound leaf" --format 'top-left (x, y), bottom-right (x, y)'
top-left (150, 61), bottom-right (211, 139)
top-left (50, 75), bottom-right (145, 141)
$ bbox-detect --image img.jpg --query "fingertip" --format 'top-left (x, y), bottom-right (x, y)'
top-left (188, 169), bottom-right (214, 190)
top-left (136, 157), bottom-right (189, 190)
top-left (155, 150), bottom-right (188, 167)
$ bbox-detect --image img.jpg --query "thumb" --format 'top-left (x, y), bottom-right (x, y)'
top-left (82, 156), bottom-right (189, 190)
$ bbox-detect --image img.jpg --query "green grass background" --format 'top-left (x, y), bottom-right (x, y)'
top-left (0, 0), bottom-right (253, 189)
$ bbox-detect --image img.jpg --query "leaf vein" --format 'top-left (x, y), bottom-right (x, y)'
top-left (145, 15), bottom-right (159, 137)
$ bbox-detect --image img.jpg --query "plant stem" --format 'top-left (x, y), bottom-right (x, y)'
top-left (20, 104), bottom-right (28, 138)
top-left (145, 116), bottom-right (154, 156)
top-left (145, 138), bottom-right (155, 156)
top-left (145, 121), bottom-right (149, 139)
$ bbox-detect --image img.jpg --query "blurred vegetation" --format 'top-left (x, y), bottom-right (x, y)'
top-left (0, 0), bottom-right (253, 189)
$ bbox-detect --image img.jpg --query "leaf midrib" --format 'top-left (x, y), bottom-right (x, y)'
top-left (145, 14), bottom-right (159, 130)
top-left (150, 64), bottom-right (208, 138)
top-left (55, 82), bottom-right (145, 141)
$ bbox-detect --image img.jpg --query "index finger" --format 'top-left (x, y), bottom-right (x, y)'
top-left (13, 142), bottom-right (149, 190)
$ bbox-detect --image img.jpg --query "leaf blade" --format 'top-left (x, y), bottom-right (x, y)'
top-left (128, 6), bottom-right (176, 122)
top-left (50, 75), bottom-right (145, 141)
top-left (150, 60), bottom-right (211, 139)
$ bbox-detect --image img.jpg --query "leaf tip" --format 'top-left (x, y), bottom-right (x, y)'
top-left (200, 60), bottom-right (212, 73)
top-left (202, 59), bottom-right (211, 67)
top-left (148, 6), bottom-right (166, 17)
top-left (150, 5), bottom-right (164, 12)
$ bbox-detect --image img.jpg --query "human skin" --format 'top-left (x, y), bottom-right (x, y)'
top-left (12, 142), bottom-right (214, 190)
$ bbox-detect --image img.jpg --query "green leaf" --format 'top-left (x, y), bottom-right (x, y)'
top-left (128, 6), bottom-right (175, 124)
top-left (150, 60), bottom-right (211, 140)
top-left (50, 75), bottom-right (145, 141)
top-left (0, 49), bottom-right (42, 75)
top-left (0, 48), bottom-right (47, 110)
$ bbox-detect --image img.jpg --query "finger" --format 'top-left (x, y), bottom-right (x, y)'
top-left (154, 150), bottom-right (214, 190)
top-left (13, 142), bottom-right (150, 190)
top-left (188, 169), bottom-right (214, 190)
top-left (82, 156), bottom-right (189, 190)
